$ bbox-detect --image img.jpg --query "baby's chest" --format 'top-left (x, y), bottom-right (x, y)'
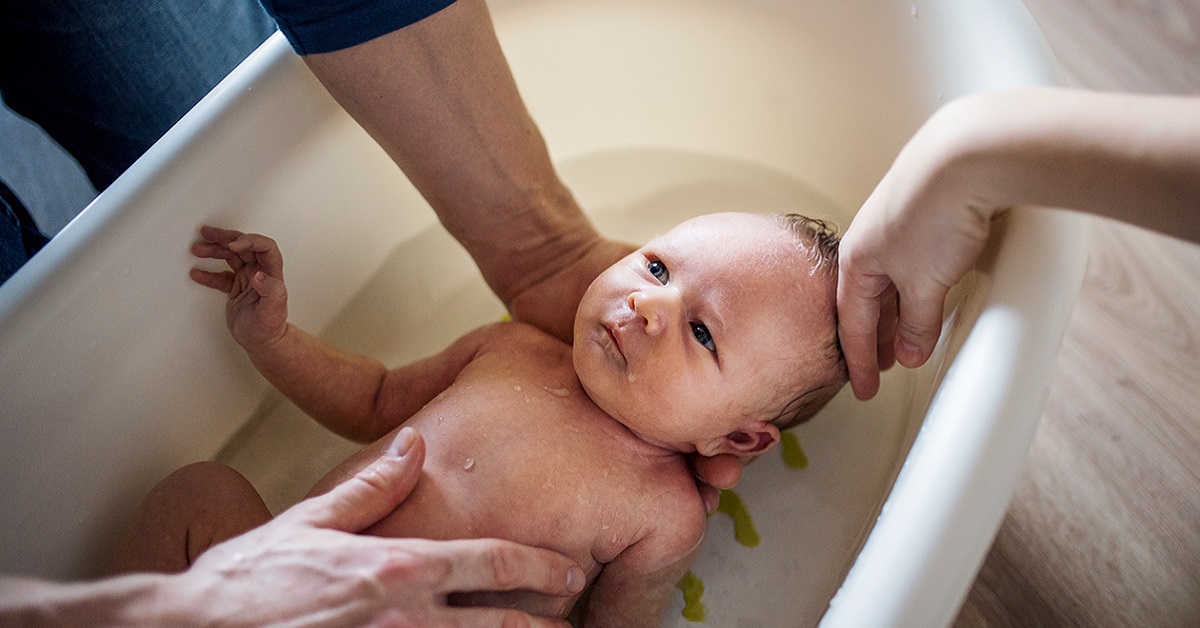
top-left (396, 400), bottom-right (666, 563)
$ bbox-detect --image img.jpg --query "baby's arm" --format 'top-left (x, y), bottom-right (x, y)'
top-left (582, 502), bottom-right (706, 627)
top-left (192, 226), bottom-right (498, 442)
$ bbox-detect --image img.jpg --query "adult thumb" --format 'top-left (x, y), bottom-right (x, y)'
top-left (287, 427), bottom-right (426, 533)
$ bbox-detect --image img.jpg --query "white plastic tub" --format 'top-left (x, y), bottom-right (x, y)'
top-left (0, 1), bottom-right (1088, 626)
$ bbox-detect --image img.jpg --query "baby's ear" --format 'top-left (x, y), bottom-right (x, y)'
top-left (697, 422), bottom-right (781, 459)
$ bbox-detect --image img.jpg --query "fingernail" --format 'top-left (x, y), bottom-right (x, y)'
top-left (567, 566), bottom-right (586, 594)
top-left (386, 427), bottom-right (416, 459)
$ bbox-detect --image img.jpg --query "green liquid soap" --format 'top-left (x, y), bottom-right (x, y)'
top-left (715, 489), bottom-right (760, 548)
top-left (781, 431), bottom-right (809, 469)
top-left (675, 570), bottom-right (706, 622)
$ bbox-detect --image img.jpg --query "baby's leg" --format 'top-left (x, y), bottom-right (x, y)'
top-left (107, 461), bottom-right (271, 575)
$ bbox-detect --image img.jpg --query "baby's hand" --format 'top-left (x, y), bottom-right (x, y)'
top-left (190, 226), bottom-right (288, 350)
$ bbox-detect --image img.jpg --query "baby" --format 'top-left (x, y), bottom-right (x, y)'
top-left (111, 212), bottom-right (847, 626)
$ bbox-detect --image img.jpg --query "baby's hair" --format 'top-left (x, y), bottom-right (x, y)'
top-left (775, 213), bottom-right (841, 277)
top-left (770, 213), bottom-right (848, 431)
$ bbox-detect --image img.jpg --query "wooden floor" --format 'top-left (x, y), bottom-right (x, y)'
top-left (955, 1), bottom-right (1200, 626)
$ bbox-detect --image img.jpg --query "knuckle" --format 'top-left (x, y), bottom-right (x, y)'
top-left (487, 543), bottom-right (523, 590)
top-left (380, 548), bottom-right (443, 587)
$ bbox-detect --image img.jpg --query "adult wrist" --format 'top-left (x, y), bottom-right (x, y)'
top-left (0, 573), bottom-right (198, 627)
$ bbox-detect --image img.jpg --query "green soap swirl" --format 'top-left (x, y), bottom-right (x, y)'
top-left (675, 570), bottom-right (706, 622)
top-left (781, 431), bottom-right (809, 469)
top-left (715, 488), bottom-right (760, 548)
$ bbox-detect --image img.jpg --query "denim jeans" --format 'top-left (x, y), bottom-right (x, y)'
top-left (0, 0), bottom-right (275, 282)
top-left (0, 181), bottom-right (49, 284)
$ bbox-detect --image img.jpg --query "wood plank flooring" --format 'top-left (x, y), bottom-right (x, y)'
top-left (955, 2), bottom-right (1200, 626)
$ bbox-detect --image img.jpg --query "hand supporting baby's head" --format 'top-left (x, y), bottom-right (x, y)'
top-left (572, 211), bottom-right (848, 459)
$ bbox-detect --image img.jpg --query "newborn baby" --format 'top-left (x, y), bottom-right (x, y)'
top-left (111, 212), bottom-right (847, 626)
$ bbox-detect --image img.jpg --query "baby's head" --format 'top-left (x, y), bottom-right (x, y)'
top-left (573, 212), bottom-right (847, 460)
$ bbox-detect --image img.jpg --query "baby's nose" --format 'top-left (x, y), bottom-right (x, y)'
top-left (629, 286), bottom-right (680, 336)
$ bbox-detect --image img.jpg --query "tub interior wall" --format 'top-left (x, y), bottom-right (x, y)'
top-left (0, 1), bottom-right (1048, 624)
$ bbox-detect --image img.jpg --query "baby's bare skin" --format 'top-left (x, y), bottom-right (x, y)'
top-left (119, 214), bottom-right (841, 625)
top-left (308, 323), bottom-right (706, 620)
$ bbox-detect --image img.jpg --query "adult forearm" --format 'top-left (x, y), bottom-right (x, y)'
top-left (0, 574), bottom-right (189, 626)
top-left (302, 0), bottom-right (602, 307)
top-left (945, 88), bottom-right (1200, 243)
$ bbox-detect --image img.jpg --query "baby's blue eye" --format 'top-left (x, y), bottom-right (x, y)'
top-left (691, 323), bottom-right (715, 352)
top-left (648, 259), bottom-right (669, 284)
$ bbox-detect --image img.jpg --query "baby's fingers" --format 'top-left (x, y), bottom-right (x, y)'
top-left (191, 241), bottom-right (239, 263)
top-left (199, 225), bottom-right (245, 246)
top-left (190, 268), bottom-right (235, 293)
top-left (227, 233), bottom-right (284, 279)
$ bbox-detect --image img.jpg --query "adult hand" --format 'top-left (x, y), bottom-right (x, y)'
top-left (175, 427), bottom-right (585, 626)
top-left (836, 96), bottom-right (999, 400)
top-left (507, 237), bottom-right (636, 342)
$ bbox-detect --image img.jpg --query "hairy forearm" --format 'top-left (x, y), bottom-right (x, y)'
top-left (943, 88), bottom-right (1200, 242)
top-left (302, 0), bottom-right (603, 309)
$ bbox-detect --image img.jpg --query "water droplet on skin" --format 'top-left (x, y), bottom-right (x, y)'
top-left (543, 386), bottom-right (569, 397)
top-left (626, 372), bottom-right (637, 383)
top-left (463, 458), bottom-right (475, 471)
top-left (514, 385), bottom-right (522, 392)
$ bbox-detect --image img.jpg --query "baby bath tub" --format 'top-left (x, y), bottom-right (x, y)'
top-left (0, 1), bottom-right (1088, 625)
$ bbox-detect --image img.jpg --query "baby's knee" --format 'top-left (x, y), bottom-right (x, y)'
top-left (151, 461), bottom-right (251, 502)
top-left (141, 461), bottom-right (268, 525)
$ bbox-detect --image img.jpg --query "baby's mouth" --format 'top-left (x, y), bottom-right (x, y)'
top-left (602, 323), bottom-right (627, 365)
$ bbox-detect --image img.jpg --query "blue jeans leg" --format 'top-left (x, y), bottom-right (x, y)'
top-left (0, 0), bottom-right (276, 191)
top-left (0, 180), bottom-right (49, 284)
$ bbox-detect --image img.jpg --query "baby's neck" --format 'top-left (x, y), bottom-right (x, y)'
top-left (575, 384), bottom-right (690, 459)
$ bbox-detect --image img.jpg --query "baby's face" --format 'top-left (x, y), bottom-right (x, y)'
top-left (573, 213), bottom-right (837, 454)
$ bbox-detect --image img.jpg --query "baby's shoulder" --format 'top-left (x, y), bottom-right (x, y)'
top-left (472, 320), bottom-right (569, 357)
top-left (621, 465), bottom-right (708, 561)
top-left (631, 459), bottom-right (708, 534)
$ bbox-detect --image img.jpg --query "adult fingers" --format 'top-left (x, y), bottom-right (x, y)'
top-left (893, 283), bottom-right (951, 369)
top-left (431, 538), bottom-right (585, 597)
top-left (874, 283), bottom-right (899, 372)
top-left (285, 428), bottom-right (425, 533)
top-left (444, 608), bottom-right (571, 628)
top-left (836, 270), bottom-right (885, 401)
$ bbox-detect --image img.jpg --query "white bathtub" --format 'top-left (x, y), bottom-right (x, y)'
top-left (0, 1), bottom-right (1088, 625)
